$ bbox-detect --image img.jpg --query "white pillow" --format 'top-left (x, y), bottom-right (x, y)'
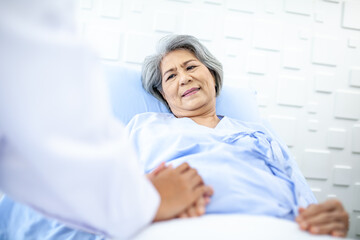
top-left (104, 64), bottom-right (261, 125)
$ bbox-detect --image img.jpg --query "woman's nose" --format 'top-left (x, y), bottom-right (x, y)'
top-left (179, 72), bottom-right (192, 86)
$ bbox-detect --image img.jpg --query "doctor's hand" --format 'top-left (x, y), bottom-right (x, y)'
top-left (296, 199), bottom-right (349, 237)
top-left (148, 162), bottom-right (213, 222)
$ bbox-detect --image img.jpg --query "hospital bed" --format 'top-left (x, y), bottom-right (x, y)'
top-left (0, 64), bottom-right (344, 240)
top-left (104, 64), bottom-right (342, 240)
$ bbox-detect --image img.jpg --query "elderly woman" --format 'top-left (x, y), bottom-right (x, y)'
top-left (126, 34), bottom-right (349, 237)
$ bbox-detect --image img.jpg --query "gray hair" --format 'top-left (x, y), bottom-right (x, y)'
top-left (141, 34), bottom-right (223, 109)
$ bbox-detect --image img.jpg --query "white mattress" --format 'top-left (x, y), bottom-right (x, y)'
top-left (132, 214), bottom-right (345, 240)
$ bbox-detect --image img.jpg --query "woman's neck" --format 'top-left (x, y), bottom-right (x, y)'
top-left (189, 114), bottom-right (220, 128)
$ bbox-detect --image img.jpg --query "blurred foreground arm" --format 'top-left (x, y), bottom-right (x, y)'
top-left (0, 1), bottom-right (159, 239)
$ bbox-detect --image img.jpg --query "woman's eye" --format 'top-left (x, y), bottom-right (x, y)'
top-left (187, 66), bottom-right (196, 71)
top-left (167, 74), bottom-right (175, 81)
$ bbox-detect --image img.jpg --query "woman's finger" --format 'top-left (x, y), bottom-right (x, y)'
top-left (188, 174), bottom-right (204, 190)
top-left (299, 199), bottom-right (342, 220)
top-left (309, 221), bottom-right (347, 235)
top-left (175, 162), bottom-right (190, 174)
top-left (195, 197), bottom-right (206, 216)
top-left (152, 162), bottom-right (167, 175)
top-left (178, 211), bottom-right (188, 218)
top-left (183, 168), bottom-right (202, 182)
top-left (193, 185), bottom-right (209, 200)
top-left (204, 185), bottom-right (214, 198)
top-left (186, 205), bottom-right (197, 217)
top-left (331, 230), bottom-right (347, 238)
top-left (302, 209), bottom-right (342, 226)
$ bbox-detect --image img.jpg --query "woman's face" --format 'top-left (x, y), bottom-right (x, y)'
top-left (160, 49), bottom-right (217, 118)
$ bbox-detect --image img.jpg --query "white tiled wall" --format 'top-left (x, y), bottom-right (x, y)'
top-left (76, 0), bottom-right (360, 238)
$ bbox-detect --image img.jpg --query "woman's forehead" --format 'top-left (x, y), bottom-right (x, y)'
top-left (161, 49), bottom-right (198, 66)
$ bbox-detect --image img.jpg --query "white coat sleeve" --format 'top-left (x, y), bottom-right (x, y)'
top-left (0, 1), bottom-right (160, 239)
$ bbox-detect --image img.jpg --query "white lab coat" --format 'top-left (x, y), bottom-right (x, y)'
top-left (0, 0), bottom-right (159, 239)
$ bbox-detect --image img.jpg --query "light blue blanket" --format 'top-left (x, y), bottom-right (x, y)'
top-left (126, 113), bottom-right (317, 219)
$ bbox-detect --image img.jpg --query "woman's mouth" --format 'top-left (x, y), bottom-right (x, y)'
top-left (182, 87), bottom-right (200, 97)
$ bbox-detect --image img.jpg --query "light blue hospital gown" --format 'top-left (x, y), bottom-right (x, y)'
top-left (126, 112), bottom-right (317, 220)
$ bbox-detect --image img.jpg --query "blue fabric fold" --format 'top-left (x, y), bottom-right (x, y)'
top-left (0, 196), bottom-right (104, 240)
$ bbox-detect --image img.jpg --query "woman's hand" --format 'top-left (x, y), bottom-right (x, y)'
top-left (146, 162), bottom-right (167, 181)
top-left (177, 190), bottom-right (212, 218)
top-left (296, 199), bottom-right (349, 237)
top-left (148, 162), bottom-right (213, 222)
top-left (149, 163), bottom-right (213, 219)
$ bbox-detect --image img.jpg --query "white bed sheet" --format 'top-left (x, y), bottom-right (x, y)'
top-left (131, 214), bottom-right (348, 240)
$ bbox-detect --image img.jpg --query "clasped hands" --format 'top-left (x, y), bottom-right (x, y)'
top-left (147, 162), bottom-right (213, 221)
top-left (147, 162), bottom-right (349, 237)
